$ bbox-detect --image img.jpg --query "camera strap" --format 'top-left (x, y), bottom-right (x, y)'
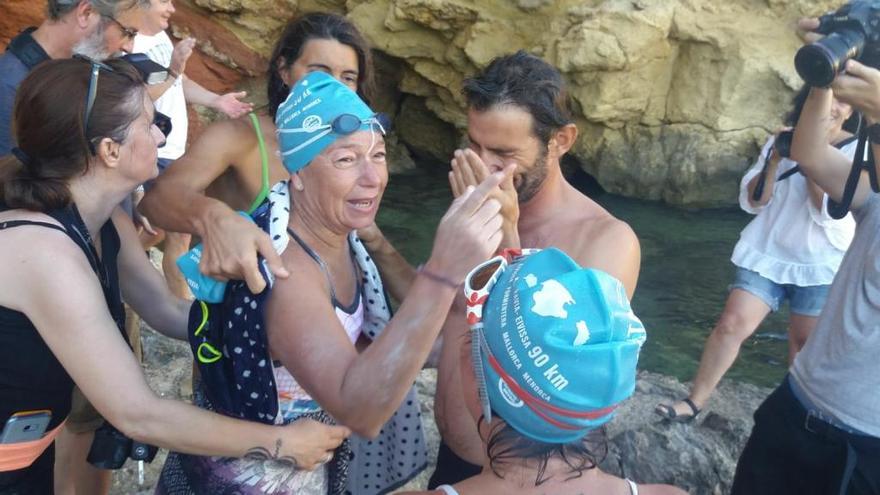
top-left (776, 135), bottom-right (860, 182)
top-left (828, 122), bottom-right (874, 219)
top-left (5, 27), bottom-right (50, 70)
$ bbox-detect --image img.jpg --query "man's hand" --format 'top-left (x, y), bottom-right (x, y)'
top-left (198, 208), bottom-right (289, 294)
top-left (211, 91), bottom-right (254, 119)
top-left (832, 60), bottom-right (880, 122)
top-left (170, 37), bottom-right (196, 77)
top-left (356, 222), bottom-right (386, 253)
top-left (449, 149), bottom-right (519, 227)
top-left (797, 17), bottom-right (823, 44)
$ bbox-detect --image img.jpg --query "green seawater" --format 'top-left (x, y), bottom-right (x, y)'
top-left (376, 168), bottom-right (791, 388)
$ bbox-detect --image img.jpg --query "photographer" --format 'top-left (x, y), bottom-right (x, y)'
top-left (730, 19), bottom-right (880, 495)
top-left (655, 86), bottom-right (857, 423)
top-left (0, 58), bottom-right (348, 493)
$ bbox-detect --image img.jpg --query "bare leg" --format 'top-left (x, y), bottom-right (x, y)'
top-left (665, 289), bottom-right (771, 416)
top-left (54, 428), bottom-right (112, 495)
top-left (162, 231), bottom-right (192, 300)
top-left (787, 313), bottom-right (818, 365)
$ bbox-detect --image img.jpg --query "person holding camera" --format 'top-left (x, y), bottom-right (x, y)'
top-left (0, 58), bottom-right (348, 494)
top-left (730, 12), bottom-right (880, 493)
top-left (655, 86), bottom-right (858, 423)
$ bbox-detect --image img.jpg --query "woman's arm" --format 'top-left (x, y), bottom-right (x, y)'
top-left (113, 208), bottom-right (189, 340)
top-left (268, 170), bottom-right (509, 438)
top-left (792, 87), bottom-right (872, 208)
top-left (5, 230), bottom-right (348, 467)
top-left (744, 149), bottom-right (781, 209)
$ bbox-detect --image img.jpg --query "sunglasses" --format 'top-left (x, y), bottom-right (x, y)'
top-left (278, 113), bottom-right (387, 161)
top-left (76, 55), bottom-right (172, 152)
top-left (103, 14), bottom-right (138, 40)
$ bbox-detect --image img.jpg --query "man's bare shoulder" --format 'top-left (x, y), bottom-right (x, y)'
top-left (189, 115), bottom-right (260, 157)
top-left (564, 197), bottom-right (638, 252)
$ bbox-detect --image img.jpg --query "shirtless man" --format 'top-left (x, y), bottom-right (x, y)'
top-left (426, 51), bottom-right (641, 487)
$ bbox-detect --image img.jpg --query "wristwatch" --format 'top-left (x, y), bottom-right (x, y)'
top-left (867, 122), bottom-right (880, 144)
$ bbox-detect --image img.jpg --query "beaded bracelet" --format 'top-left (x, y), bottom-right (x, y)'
top-left (417, 264), bottom-right (460, 290)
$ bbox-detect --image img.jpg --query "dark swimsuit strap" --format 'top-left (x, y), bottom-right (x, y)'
top-left (286, 227), bottom-right (361, 313)
top-left (0, 219), bottom-right (68, 233)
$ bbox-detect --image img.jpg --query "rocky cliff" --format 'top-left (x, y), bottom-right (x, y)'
top-left (0, 0), bottom-right (845, 203)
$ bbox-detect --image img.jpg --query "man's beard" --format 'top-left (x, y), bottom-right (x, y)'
top-left (73, 21), bottom-right (112, 60)
top-left (516, 146), bottom-right (549, 204)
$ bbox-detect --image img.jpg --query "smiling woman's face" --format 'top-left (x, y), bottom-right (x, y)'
top-left (294, 130), bottom-right (388, 233)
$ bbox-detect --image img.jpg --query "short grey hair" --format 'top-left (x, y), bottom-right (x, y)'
top-left (47, 0), bottom-right (138, 21)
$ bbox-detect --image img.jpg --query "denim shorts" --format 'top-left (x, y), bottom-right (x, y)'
top-left (729, 267), bottom-right (830, 317)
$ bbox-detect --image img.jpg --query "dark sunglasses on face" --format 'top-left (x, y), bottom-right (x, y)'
top-left (103, 14), bottom-right (138, 40)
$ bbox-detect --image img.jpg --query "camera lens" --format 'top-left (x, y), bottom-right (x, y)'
top-left (795, 29), bottom-right (866, 87)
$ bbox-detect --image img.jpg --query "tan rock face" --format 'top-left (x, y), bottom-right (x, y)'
top-left (0, 0), bottom-right (853, 203)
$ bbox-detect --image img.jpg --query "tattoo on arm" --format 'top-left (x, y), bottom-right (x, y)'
top-left (244, 438), bottom-right (299, 468)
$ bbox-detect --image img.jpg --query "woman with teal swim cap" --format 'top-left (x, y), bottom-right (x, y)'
top-left (158, 72), bottom-right (511, 494)
top-left (401, 248), bottom-right (686, 495)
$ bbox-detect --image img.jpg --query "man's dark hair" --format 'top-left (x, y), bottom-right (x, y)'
top-left (266, 13), bottom-right (374, 118)
top-left (463, 50), bottom-right (573, 143)
top-left (482, 417), bottom-right (607, 485)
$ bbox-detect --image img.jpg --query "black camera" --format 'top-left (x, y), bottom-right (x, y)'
top-left (87, 422), bottom-right (157, 470)
top-left (121, 53), bottom-right (169, 85)
top-left (795, 1), bottom-right (880, 87)
top-left (774, 130), bottom-right (794, 158)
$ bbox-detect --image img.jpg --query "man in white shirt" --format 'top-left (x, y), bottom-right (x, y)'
top-left (132, 0), bottom-right (252, 298)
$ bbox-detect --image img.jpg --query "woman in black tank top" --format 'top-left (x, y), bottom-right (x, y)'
top-left (0, 59), bottom-right (347, 491)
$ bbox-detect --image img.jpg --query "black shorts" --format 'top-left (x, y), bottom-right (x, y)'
top-left (427, 441), bottom-right (482, 489)
top-left (732, 377), bottom-right (880, 495)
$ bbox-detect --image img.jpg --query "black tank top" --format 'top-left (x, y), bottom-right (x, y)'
top-left (0, 204), bottom-right (124, 486)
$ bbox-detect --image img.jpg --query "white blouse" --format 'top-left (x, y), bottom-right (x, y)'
top-left (731, 135), bottom-right (857, 286)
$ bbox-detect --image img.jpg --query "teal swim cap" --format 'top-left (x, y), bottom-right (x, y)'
top-left (464, 248), bottom-right (646, 444)
top-left (275, 71), bottom-right (382, 173)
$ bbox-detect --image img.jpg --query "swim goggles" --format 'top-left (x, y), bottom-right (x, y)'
top-left (463, 248), bottom-right (538, 422)
top-left (277, 113), bottom-right (387, 160)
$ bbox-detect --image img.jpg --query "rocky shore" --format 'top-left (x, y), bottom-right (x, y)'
top-left (112, 324), bottom-right (772, 495)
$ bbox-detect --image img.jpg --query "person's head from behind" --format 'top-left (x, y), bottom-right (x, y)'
top-left (134, 0), bottom-right (175, 35)
top-left (460, 248), bottom-right (646, 484)
top-left (267, 12), bottom-right (374, 119)
top-left (58, 0), bottom-right (141, 59)
top-left (0, 58), bottom-right (164, 212)
top-left (275, 72), bottom-right (387, 233)
top-left (463, 51), bottom-right (577, 203)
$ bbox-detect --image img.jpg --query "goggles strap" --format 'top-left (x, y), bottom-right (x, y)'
top-left (280, 127), bottom-right (333, 158)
